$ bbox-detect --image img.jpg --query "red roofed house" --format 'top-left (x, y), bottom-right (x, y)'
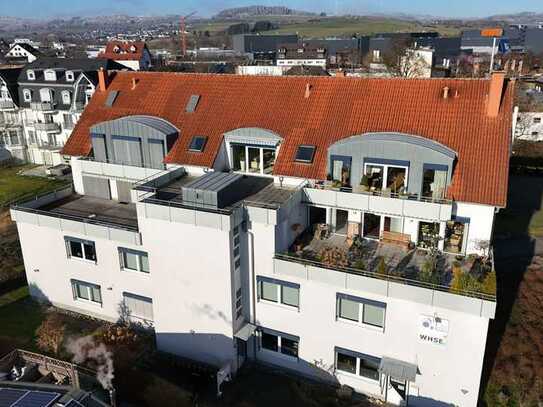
top-left (98, 41), bottom-right (152, 71)
top-left (10, 71), bottom-right (514, 407)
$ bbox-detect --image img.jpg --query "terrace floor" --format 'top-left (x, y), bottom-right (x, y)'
top-left (40, 195), bottom-right (138, 229)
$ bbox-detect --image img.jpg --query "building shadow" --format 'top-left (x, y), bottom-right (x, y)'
top-left (479, 174), bottom-right (543, 403)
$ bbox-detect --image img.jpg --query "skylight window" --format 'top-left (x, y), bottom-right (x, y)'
top-left (188, 136), bottom-right (207, 152)
top-left (295, 145), bottom-right (316, 163)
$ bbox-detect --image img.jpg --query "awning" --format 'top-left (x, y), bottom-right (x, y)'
top-left (379, 356), bottom-right (417, 382)
top-left (234, 323), bottom-right (257, 341)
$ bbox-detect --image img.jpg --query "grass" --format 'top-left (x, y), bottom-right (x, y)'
top-left (0, 164), bottom-right (68, 206)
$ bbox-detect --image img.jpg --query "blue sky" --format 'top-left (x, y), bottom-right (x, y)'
top-left (0, 0), bottom-right (542, 18)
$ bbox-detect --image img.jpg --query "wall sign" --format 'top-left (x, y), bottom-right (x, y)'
top-left (419, 315), bottom-right (449, 346)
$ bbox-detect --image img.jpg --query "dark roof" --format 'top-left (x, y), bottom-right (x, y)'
top-left (415, 37), bottom-right (462, 60)
top-left (18, 58), bottom-right (127, 84)
top-left (525, 28), bottom-right (543, 54)
top-left (233, 34), bottom-right (298, 54)
top-left (284, 65), bottom-right (330, 76)
top-left (0, 67), bottom-right (23, 105)
top-left (304, 39), bottom-right (359, 56)
top-left (62, 72), bottom-right (514, 207)
top-left (278, 44), bottom-right (327, 59)
top-left (10, 42), bottom-right (40, 55)
top-left (98, 41), bottom-right (149, 61)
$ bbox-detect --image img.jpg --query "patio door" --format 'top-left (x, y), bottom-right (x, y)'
top-left (363, 213), bottom-right (381, 239)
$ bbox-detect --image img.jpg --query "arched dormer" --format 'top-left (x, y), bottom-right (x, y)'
top-left (327, 132), bottom-right (457, 199)
top-left (223, 127), bottom-right (283, 175)
top-left (90, 115), bottom-right (178, 169)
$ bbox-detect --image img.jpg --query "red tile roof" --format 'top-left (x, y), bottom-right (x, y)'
top-left (98, 41), bottom-right (147, 61)
top-left (62, 72), bottom-right (514, 207)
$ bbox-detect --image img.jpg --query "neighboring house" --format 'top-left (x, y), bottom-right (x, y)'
top-left (5, 43), bottom-right (40, 63)
top-left (303, 38), bottom-right (361, 66)
top-left (86, 45), bottom-right (106, 59)
top-left (515, 111), bottom-right (543, 141)
top-left (0, 67), bottom-right (24, 161)
top-left (232, 34), bottom-right (299, 61)
top-left (276, 44), bottom-right (327, 69)
top-left (97, 41), bottom-right (152, 71)
top-left (10, 71), bottom-right (513, 407)
top-left (236, 65), bottom-right (284, 76)
top-left (17, 57), bottom-right (126, 165)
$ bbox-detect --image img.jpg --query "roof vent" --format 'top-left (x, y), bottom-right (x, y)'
top-left (442, 86), bottom-right (450, 99)
top-left (186, 94), bottom-right (200, 113)
top-left (105, 90), bottom-right (119, 107)
top-left (304, 83), bottom-right (312, 99)
top-left (131, 77), bottom-right (139, 90)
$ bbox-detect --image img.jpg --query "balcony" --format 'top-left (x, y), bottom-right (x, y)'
top-left (0, 100), bottom-right (15, 110)
top-left (304, 183), bottom-right (453, 222)
top-left (10, 186), bottom-right (141, 246)
top-left (33, 122), bottom-right (61, 132)
top-left (72, 101), bottom-right (86, 112)
top-left (30, 101), bottom-right (56, 112)
top-left (274, 227), bottom-right (496, 316)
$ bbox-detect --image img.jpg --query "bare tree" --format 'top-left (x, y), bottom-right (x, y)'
top-left (381, 39), bottom-right (431, 78)
top-left (36, 313), bottom-right (66, 356)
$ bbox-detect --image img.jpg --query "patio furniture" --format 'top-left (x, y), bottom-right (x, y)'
top-left (381, 231), bottom-right (411, 250)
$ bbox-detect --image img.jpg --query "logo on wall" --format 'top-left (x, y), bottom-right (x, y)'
top-left (419, 315), bottom-right (449, 346)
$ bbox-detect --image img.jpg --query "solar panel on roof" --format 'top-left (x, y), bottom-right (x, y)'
top-left (13, 390), bottom-right (61, 407)
top-left (294, 145), bottom-right (316, 163)
top-left (63, 400), bottom-right (85, 407)
top-left (188, 136), bottom-right (207, 152)
top-left (0, 388), bottom-right (29, 406)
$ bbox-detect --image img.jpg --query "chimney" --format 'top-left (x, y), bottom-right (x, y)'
top-left (336, 69), bottom-right (346, 77)
top-left (442, 86), bottom-right (450, 99)
top-left (304, 83), bottom-right (312, 99)
top-left (487, 71), bottom-right (506, 118)
top-left (98, 67), bottom-right (108, 92)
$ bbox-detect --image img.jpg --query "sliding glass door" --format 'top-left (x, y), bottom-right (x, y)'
top-left (231, 144), bottom-right (276, 175)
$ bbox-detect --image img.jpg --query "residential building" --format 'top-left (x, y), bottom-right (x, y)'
top-left (0, 67), bottom-right (25, 161)
top-left (97, 41), bottom-right (152, 71)
top-left (11, 71), bottom-right (513, 406)
top-left (515, 111), bottom-right (543, 141)
top-left (4, 43), bottom-right (40, 63)
top-left (17, 57), bottom-right (126, 165)
top-left (276, 44), bottom-right (327, 69)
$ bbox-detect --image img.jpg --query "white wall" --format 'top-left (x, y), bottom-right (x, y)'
top-left (515, 112), bottom-right (543, 141)
top-left (454, 202), bottom-right (495, 254)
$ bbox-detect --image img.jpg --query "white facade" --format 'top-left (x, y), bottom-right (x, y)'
top-left (236, 66), bottom-right (284, 76)
top-left (514, 111), bottom-right (543, 141)
top-left (5, 44), bottom-right (39, 62)
top-left (276, 58), bottom-right (327, 68)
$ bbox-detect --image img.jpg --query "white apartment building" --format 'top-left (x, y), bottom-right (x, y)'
top-left (514, 111), bottom-right (543, 141)
top-left (10, 71), bottom-right (513, 406)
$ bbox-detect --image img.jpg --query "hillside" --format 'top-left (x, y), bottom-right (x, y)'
top-left (214, 6), bottom-right (316, 20)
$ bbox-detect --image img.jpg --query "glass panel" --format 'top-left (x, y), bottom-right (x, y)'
top-left (76, 283), bottom-right (90, 300)
top-left (261, 332), bottom-right (278, 352)
top-left (359, 357), bottom-right (380, 381)
top-left (91, 286), bottom-right (102, 303)
top-left (280, 337), bottom-right (299, 357)
top-left (248, 147), bottom-right (261, 173)
top-left (363, 213), bottom-right (381, 239)
top-left (444, 221), bottom-right (465, 254)
top-left (337, 352), bottom-right (357, 374)
top-left (140, 254), bottom-right (150, 273)
top-left (363, 304), bottom-right (385, 327)
top-left (423, 169), bottom-right (447, 199)
top-left (281, 286), bottom-right (299, 307)
top-left (386, 167), bottom-right (407, 193)
top-left (261, 281), bottom-right (278, 302)
top-left (124, 251), bottom-right (139, 270)
top-left (83, 243), bottom-right (96, 261)
top-left (365, 165), bottom-right (384, 190)
top-left (262, 148), bottom-right (275, 174)
top-left (418, 222), bottom-right (440, 249)
top-left (70, 241), bottom-right (83, 258)
top-left (332, 159), bottom-right (351, 186)
top-left (232, 145), bottom-right (246, 171)
top-left (295, 146), bottom-right (315, 162)
top-left (339, 298), bottom-right (359, 322)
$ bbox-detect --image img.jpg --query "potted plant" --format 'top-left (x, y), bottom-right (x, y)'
top-left (324, 174), bottom-right (333, 188)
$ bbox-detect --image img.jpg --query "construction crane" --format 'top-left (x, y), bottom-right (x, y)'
top-left (180, 11), bottom-right (197, 57)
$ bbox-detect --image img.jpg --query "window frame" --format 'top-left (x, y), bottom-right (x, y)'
top-left (336, 293), bottom-right (386, 330)
top-left (118, 247), bottom-right (150, 274)
top-left (44, 69), bottom-right (57, 81)
top-left (294, 145), bottom-right (316, 163)
top-left (27, 70), bottom-right (35, 80)
top-left (65, 236), bottom-right (97, 263)
top-left (230, 143), bottom-right (277, 176)
top-left (122, 291), bottom-right (153, 322)
top-left (65, 70), bottom-right (75, 82)
top-left (257, 276), bottom-right (300, 309)
top-left (188, 135), bottom-right (207, 152)
top-left (363, 161), bottom-right (409, 193)
top-left (259, 328), bottom-right (299, 359)
top-left (23, 89), bottom-right (32, 102)
top-left (71, 279), bottom-right (102, 305)
top-left (334, 347), bottom-right (381, 381)
top-left (61, 90), bottom-right (71, 105)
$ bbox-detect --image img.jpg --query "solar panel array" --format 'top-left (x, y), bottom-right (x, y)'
top-left (0, 388), bottom-right (61, 407)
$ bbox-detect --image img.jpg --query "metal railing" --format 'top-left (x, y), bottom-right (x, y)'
top-left (79, 155), bottom-right (167, 171)
top-left (274, 253), bottom-right (496, 302)
top-left (30, 101), bottom-right (56, 111)
top-left (306, 181), bottom-right (453, 205)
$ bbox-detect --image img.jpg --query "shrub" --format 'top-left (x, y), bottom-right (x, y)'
top-left (450, 267), bottom-right (481, 293)
top-left (318, 247), bottom-right (348, 268)
top-left (376, 257), bottom-right (387, 275)
top-left (353, 259), bottom-right (366, 270)
top-left (36, 313), bottom-right (66, 356)
top-left (481, 270), bottom-right (497, 295)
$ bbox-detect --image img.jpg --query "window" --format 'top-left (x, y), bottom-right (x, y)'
top-left (336, 294), bottom-right (386, 328)
top-left (330, 155), bottom-right (351, 187)
top-left (295, 145), bottom-right (316, 163)
top-left (364, 161), bottom-right (408, 193)
top-left (119, 248), bottom-right (149, 273)
top-left (61, 90), bottom-right (71, 105)
top-left (27, 70), bottom-right (35, 80)
top-left (39, 88), bottom-right (52, 103)
top-left (335, 348), bottom-right (380, 381)
top-left (188, 136), bottom-right (207, 152)
top-left (235, 288), bottom-right (243, 320)
top-left (257, 277), bottom-right (300, 308)
top-left (444, 220), bottom-right (467, 254)
top-left (123, 292), bottom-right (153, 322)
top-left (23, 89), bottom-right (32, 102)
top-left (71, 280), bottom-right (102, 305)
top-left (260, 328), bottom-right (299, 358)
top-left (532, 131), bottom-right (539, 137)
top-left (65, 70), bottom-right (75, 82)
top-left (63, 113), bottom-right (74, 129)
top-left (44, 69), bottom-right (57, 81)
top-left (422, 165), bottom-right (447, 199)
top-left (65, 237), bottom-right (97, 262)
top-left (231, 144), bottom-right (277, 175)
top-left (233, 226), bottom-right (241, 273)
top-left (534, 117), bottom-right (541, 124)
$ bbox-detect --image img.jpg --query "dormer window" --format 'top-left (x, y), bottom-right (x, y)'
top-left (294, 145), bottom-right (316, 163)
top-left (188, 136), bottom-right (207, 152)
top-left (130, 45), bottom-right (137, 52)
top-left (65, 70), bottom-right (75, 82)
top-left (113, 45), bottom-right (120, 53)
top-left (23, 89), bottom-right (32, 102)
top-left (27, 70), bottom-right (35, 80)
top-left (61, 90), bottom-right (71, 105)
top-left (44, 69), bottom-right (57, 81)
top-left (39, 88), bottom-right (53, 103)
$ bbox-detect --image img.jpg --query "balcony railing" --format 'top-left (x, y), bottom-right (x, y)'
top-left (33, 122), bottom-right (61, 132)
top-left (30, 101), bottom-right (56, 111)
top-left (0, 100), bottom-right (15, 110)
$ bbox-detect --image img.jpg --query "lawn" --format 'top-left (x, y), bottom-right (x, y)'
top-left (0, 164), bottom-right (68, 206)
